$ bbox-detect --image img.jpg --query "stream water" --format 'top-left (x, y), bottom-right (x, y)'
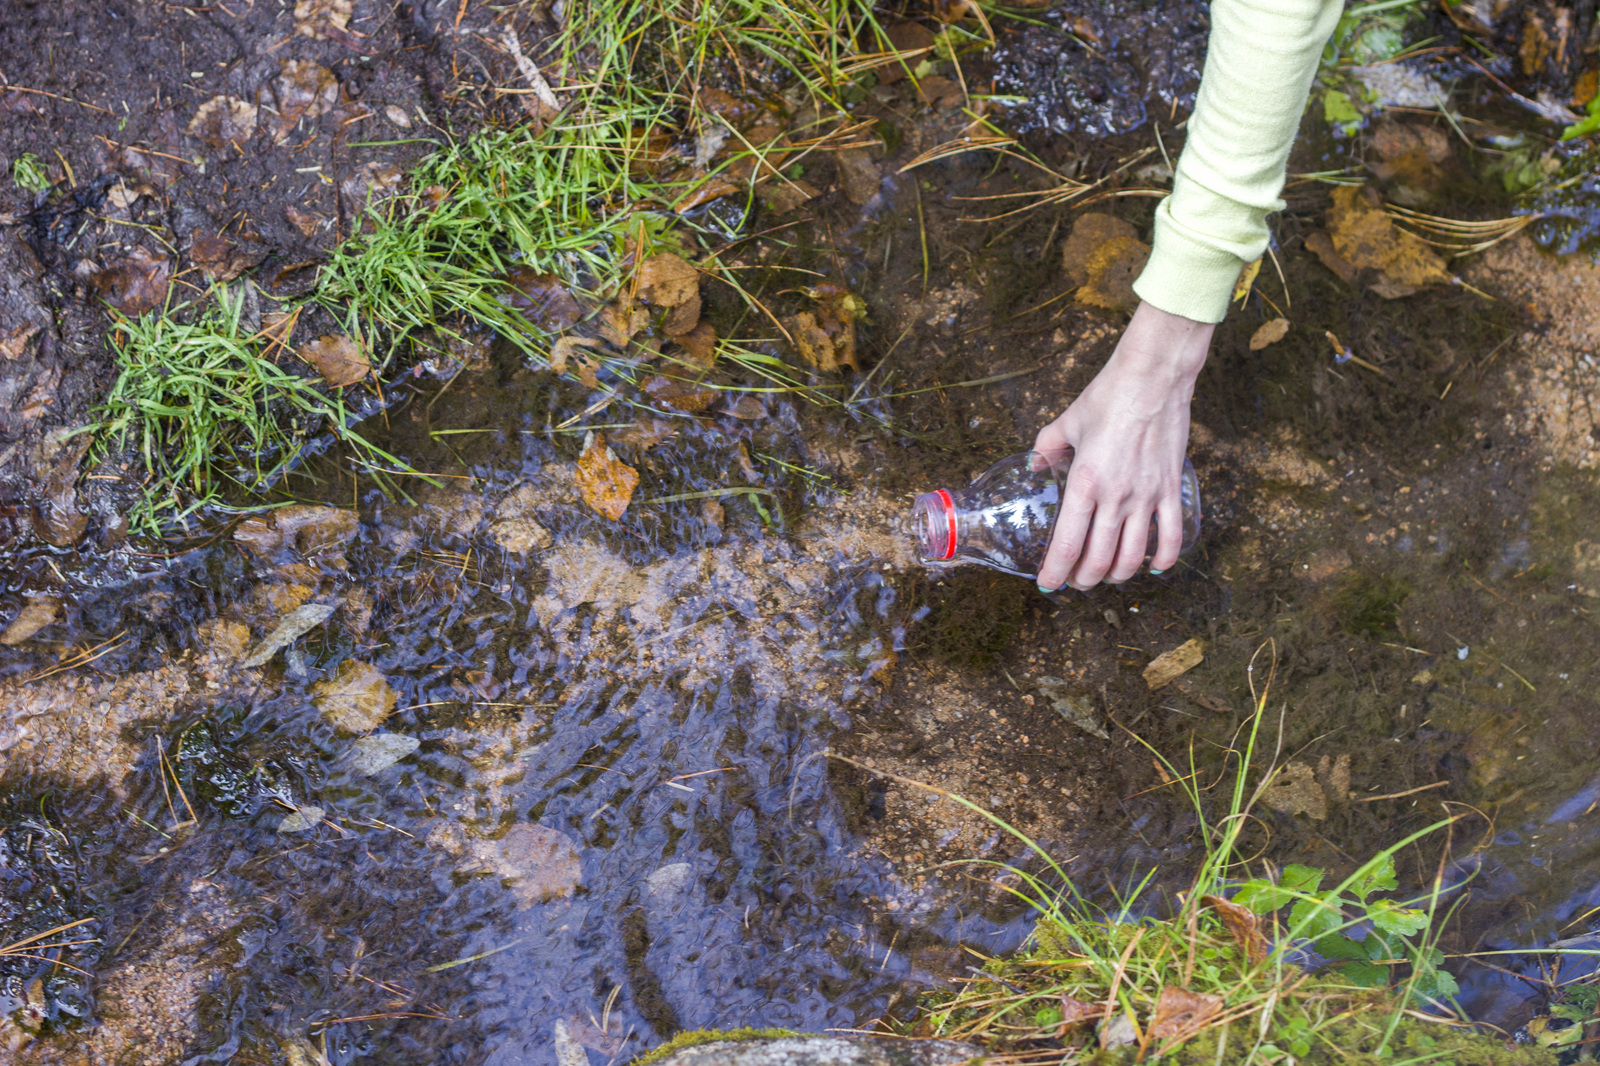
top-left (4, 4), bottom-right (1600, 1064)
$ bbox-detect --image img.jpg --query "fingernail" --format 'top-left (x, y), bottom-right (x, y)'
top-left (1037, 583), bottom-right (1056, 594)
top-left (1149, 568), bottom-right (1165, 576)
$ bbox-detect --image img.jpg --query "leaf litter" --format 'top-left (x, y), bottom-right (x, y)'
top-left (575, 432), bottom-right (639, 521)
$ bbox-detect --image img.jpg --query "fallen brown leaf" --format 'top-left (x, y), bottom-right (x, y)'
top-left (643, 375), bottom-right (719, 413)
top-left (298, 334), bottom-right (369, 388)
top-left (235, 504), bottom-right (360, 558)
top-left (790, 283), bottom-right (866, 373)
top-left (612, 419), bottom-right (677, 450)
top-left (1142, 638), bottom-right (1203, 690)
top-left (1327, 185), bottom-right (1449, 297)
top-left (313, 660), bottom-right (397, 733)
top-left (876, 22), bottom-right (936, 84)
top-left (550, 335), bottom-right (602, 375)
top-left (598, 300), bottom-right (649, 348)
top-left (91, 247), bottom-right (170, 316)
top-left (1062, 213), bottom-right (1139, 286)
top-left (722, 396), bottom-right (767, 420)
top-left (670, 321), bottom-right (717, 368)
top-left (575, 433), bottom-right (639, 521)
top-left (1201, 895), bottom-right (1269, 965)
top-left (1148, 987), bottom-right (1223, 1040)
top-left (0, 323), bottom-right (41, 360)
top-left (1058, 995), bottom-right (1101, 1029)
top-left (505, 267), bottom-right (583, 334)
top-left (190, 229), bottom-right (261, 283)
top-left (284, 204), bottom-right (324, 237)
top-left (293, 0), bottom-right (352, 39)
top-left (1304, 231), bottom-right (1358, 284)
top-left (1249, 317), bottom-right (1290, 351)
top-left (912, 76), bottom-right (965, 110)
top-left (271, 59), bottom-right (340, 142)
top-left (187, 95), bottom-right (258, 148)
top-left (760, 178), bottom-right (819, 214)
top-left (1, 597), bottom-right (60, 645)
top-left (1077, 235), bottom-right (1149, 313)
top-left (637, 253), bottom-right (700, 308)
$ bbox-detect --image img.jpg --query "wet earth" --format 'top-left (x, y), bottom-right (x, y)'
top-left (4, 0), bottom-right (1600, 1064)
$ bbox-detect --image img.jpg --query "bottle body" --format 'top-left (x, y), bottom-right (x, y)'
top-left (912, 450), bottom-right (1201, 579)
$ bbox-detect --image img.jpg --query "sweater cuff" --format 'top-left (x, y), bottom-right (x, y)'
top-left (1132, 201), bottom-right (1246, 324)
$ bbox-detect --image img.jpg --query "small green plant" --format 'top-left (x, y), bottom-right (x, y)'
top-left (891, 647), bottom-right (1527, 1064)
top-left (1233, 853), bottom-right (1459, 1004)
top-left (94, 286), bottom-right (412, 533)
top-left (11, 152), bottom-right (50, 195)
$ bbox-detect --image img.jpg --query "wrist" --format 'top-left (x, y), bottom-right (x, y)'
top-left (1111, 301), bottom-right (1213, 383)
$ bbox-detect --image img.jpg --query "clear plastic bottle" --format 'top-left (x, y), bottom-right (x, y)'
top-left (911, 449), bottom-right (1201, 579)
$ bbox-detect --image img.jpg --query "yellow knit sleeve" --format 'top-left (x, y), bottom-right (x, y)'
top-left (1132, 0), bottom-right (1345, 323)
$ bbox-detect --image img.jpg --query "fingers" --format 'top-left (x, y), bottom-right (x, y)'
top-left (1150, 491), bottom-right (1184, 575)
top-left (1106, 508), bottom-right (1150, 585)
top-left (1066, 497), bottom-right (1125, 590)
top-left (1036, 482), bottom-right (1092, 592)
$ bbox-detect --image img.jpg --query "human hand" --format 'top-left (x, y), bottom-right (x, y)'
top-left (1033, 301), bottom-right (1214, 592)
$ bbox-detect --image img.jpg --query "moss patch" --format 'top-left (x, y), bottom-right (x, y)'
top-left (632, 1028), bottom-right (798, 1066)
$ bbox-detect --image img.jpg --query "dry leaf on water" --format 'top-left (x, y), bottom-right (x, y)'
top-left (187, 95), bottom-right (258, 148)
top-left (1148, 987), bottom-right (1223, 1040)
top-left (1201, 895), bottom-right (1269, 965)
top-left (1259, 760), bottom-right (1327, 820)
top-left (314, 660), bottom-right (398, 733)
top-left (1249, 317), bottom-right (1290, 351)
top-left (1326, 185), bottom-right (1449, 298)
top-left (575, 432), bottom-right (639, 521)
top-left (298, 334), bottom-right (369, 387)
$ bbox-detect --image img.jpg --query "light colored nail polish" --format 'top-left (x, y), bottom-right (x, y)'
top-left (1149, 568), bottom-right (1165, 576)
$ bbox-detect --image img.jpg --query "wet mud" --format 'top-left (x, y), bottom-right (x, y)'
top-left (3, 1), bottom-right (1600, 1064)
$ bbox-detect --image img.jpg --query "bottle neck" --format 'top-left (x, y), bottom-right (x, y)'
top-left (912, 489), bottom-right (958, 561)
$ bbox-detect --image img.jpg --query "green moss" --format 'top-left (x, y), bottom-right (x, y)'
top-left (1333, 573), bottom-right (1411, 638)
top-left (631, 1028), bottom-right (798, 1066)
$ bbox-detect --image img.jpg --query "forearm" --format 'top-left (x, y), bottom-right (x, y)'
top-left (1133, 0), bottom-right (1344, 324)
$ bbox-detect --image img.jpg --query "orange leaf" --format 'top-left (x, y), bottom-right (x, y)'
top-left (575, 433), bottom-right (639, 521)
top-left (670, 321), bottom-right (717, 368)
top-left (637, 253), bottom-right (700, 307)
top-left (1201, 894), bottom-right (1269, 965)
top-left (298, 334), bottom-right (369, 388)
top-left (1249, 317), bottom-right (1290, 351)
top-left (1148, 986), bottom-right (1222, 1040)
